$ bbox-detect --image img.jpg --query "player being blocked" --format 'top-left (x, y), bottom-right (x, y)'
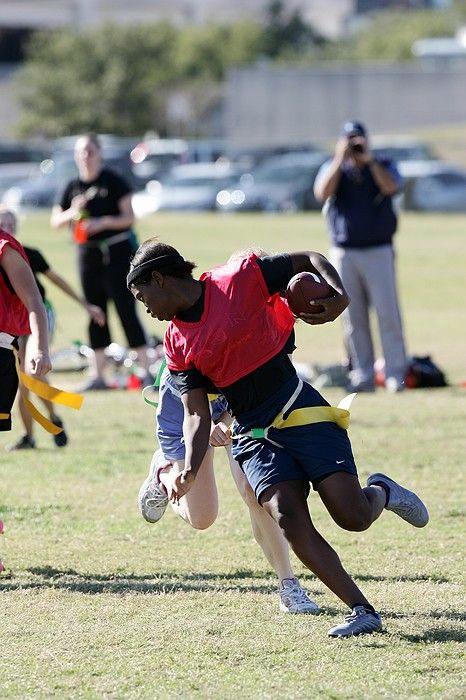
top-left (138, 363), bottom-right (319, 614)
top-left (128, 240), bottom-right (429, 639)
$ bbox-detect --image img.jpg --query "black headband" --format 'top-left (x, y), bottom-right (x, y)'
top-left (126, 254), bottom-right (185, 288)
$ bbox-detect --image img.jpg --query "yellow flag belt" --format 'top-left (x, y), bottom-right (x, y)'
top-left (232, 382), bottom-right (356, 442)
top-left (13, 348), bottom-right (84, 434)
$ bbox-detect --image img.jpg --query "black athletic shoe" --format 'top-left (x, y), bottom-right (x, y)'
top-left (77, 377), bottom-right (111, 392)
top-left (6, 434), bottom-right (36, 451)
top-left (51, 416), bottom-right (68, 447)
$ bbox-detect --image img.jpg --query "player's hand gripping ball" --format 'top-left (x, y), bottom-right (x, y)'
top-left (286, 272), bottom-right (334, 315)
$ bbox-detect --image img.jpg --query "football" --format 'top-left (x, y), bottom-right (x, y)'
top-left (286, 271), bottom-right (333, 315)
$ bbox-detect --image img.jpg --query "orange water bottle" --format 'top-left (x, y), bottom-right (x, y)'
top-left (73, 209), bottom-right (89, 244)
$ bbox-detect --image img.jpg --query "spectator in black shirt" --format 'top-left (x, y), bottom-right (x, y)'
top-left (51, 133), bottom-right (152, 390)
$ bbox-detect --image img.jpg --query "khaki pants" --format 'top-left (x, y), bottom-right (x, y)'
top-left (329, 244), bottom-right (407, 386)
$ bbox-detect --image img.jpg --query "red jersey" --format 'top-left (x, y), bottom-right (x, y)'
top-left (164, 253), bottom-right (294, 387)
top-left (0, 230), bottom-right (31, 336)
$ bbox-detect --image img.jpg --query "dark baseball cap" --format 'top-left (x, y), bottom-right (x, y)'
top-left (341, 121), bottom-right (367, 138)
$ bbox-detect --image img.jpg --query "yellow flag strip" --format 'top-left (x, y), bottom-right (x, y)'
top-left (12, 348), bottom-right (84, 434)
top-left (271, 392), bottom-right (357, 432)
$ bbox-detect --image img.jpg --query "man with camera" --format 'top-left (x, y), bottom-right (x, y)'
top-left (314, 121), bottom-right (407, 393)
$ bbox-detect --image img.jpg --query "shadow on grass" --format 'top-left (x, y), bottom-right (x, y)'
top-left (359, 573), bottom-right (451, 583)
top-left (300, 572), bottom-right (450, 584)
top-left (399, 628), bottom-right (466, 643)
top-left (383, 609), bottom-right (466, 622)
top-left (429, 609), bottom-right (466, 622)
top-left (1, 566), bottom-right (449, 597)
top-left (0, 565), bottom-right (325, 597)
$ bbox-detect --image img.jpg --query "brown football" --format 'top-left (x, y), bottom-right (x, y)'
top-left (286, 271), bottom-right (333, 315)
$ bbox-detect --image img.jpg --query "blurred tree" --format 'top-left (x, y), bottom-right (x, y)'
top-left (350, 10), bottom-right (459, 61)
top-left (453, 0), bottom-right (466, 20)
top-left (319, 7), bottom-right (460, 62)
top-left (175, 22), bottom-right (265, 81)
top-left (16, 5), bottom-right (460, 138)
top-left (16, 23), bottom-right (178, 137)
top-left (16, 21), bottom-right (265, 137)
top-left (262, 0), bottom-right (324, 58)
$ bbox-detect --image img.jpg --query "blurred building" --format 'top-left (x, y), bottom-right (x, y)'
top-left (356, 1), bottom-right (452, 10)
top-left (0, 1), bottom-right (361, 43)
top-left (0, 0), bottom-right (457, 137)
top-left (0, 1), bottom-right (453, 59)
top-left (225, 60), bottom-right (466, 145)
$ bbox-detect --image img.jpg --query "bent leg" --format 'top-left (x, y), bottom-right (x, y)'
top-left (159, 449), bottom-right (218, 530)
top-left (316, 472), bottom-right (386, 531)
top-left (261, 480), bottom-right (371, 609)
top-left (227, 448), bottom-right (319, 613)
top-left (226, 445), bottom-right (294, 581)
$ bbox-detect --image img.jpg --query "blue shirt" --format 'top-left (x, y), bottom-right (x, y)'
top-left (318, 158), bottom-right (402, 249)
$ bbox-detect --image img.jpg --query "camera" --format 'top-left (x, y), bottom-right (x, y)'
top-left (349, 143), bottom-right (364, 154)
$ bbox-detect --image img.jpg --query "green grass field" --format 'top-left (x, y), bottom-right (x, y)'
top-left (1, 211), bottom-right (465, 699)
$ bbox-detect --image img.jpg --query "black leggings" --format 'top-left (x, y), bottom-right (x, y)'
top-left (0, 346), bottom-right (18, 431)
top-left (78, 238), bottom-right (147, 350)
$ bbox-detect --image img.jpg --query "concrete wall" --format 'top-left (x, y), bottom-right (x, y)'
top-left (2, 59), bottom-right (465, 143)
top-left (225, 61), bottom-right (466, 145)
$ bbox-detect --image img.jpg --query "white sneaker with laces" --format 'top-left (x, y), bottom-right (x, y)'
top-left (328, 606), bottom-right (382, 638)
top-left (138, 450), bottom-right (169, 523)
top-left (367, 472), bottom-right (429, 528)
top-left (279, 578), bottom-right (320, 614)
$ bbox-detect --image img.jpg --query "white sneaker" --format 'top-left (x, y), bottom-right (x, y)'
top-left (328, 606), bottom-right (382, 638)
top-left (367, 472), bottom-right (429, 528)
top-left (279, 578), bottom-right (320, 614)
top-left (138, 450), bottom-right (169, 523)
top-left (385, 377), bottom-right (405, 393)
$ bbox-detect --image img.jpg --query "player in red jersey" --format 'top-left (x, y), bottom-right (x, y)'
top-left (128, 239), bottom-right (428, 638)
top-left (0, 228), bottom-right (51, 434)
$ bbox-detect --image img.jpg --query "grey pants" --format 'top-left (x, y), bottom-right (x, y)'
top-left (329, 244), bottom-right (407, 385)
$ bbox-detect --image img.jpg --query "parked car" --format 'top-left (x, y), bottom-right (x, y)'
top-left (130, 138), bottom-right (232, 183)
top-left (228, 143), bottom-right (324, 170)
top-left (370, 137), bottom-right (438, 165)
top-left (215, 151), bottom-right (328, 213)
top-left (397, 160), bottom-right (466, 212)
top-left (0, 162), bottom-right (42, 199)
top-left (132, 162), bottom-right (245, 216)
top-left (0, 140), bottom-right (50, 165)
top-left (130, 138), bottom-right (191, 183)
top-left (2, 146), bottom-right (148, 212)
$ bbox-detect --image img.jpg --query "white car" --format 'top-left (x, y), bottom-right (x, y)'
top-left (370, 137), bottom-right (438, 165)
top-left (397, 160), bottom-right (466, 212)
top-left (132, 162), bottom-right (243, 217)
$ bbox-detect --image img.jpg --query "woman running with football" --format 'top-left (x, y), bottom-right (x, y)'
top-left (128, 239), bottom-right (429, 638)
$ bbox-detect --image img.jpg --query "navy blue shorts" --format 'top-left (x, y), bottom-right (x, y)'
top-left (231, 377), bottom-right (358, 501)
